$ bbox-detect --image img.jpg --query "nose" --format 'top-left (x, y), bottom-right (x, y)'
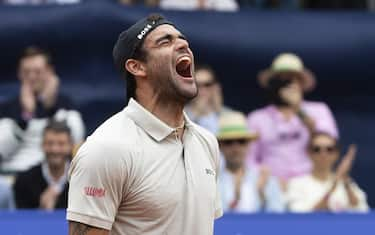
top-left (175, 37), bottom-right (189, 51)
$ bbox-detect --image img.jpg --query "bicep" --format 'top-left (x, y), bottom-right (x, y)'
top-left (68, 221), bottom-right (109, 235)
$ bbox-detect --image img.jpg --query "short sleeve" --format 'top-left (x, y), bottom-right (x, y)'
top-left (305, 102), bottom-right (339, 138)
top-left (66, 139), bottom-right (128, 230)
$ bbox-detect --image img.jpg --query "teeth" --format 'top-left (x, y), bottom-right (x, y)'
top-left (177, 56), bottom-right (191, 64)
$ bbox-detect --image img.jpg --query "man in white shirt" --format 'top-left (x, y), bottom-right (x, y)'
top-left (218, 111), bottom-right (285, 213)
top-left (67, 13), bottom-right (222, 235)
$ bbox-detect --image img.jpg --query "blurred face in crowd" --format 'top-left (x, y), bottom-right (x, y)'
top-left (140, 24), bottom-right (198, 104)
top-left (267, 72), bottom-right (303, 107)
top-left (195, 68), bottom-right (218, 103)
top-left (308, 134), bottom-right (339, 173)
top-left (220, 138), bottom-right (250, 169)
top-left (43, 130), bottom-right (73, 170)
top-left (18, 54), bottom-right (51, 93)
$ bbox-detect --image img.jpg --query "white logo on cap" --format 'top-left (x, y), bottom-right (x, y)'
top-left (137, 24), bottom-right (153, 40)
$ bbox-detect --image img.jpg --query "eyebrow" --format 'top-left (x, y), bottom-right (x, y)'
top-left (155, 33), bottom-right (187, 45)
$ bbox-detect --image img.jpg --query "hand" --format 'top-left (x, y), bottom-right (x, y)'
top-left (20, 81), bottom-right (36, 114)
top-left (39, 186), bottom-right (59, 210)
top-left (279, 84), bottom-right (302, 109)
top-left (335, 144), bottom-right (357, 181)
top-left (40, 72), bottom-right (59, 109)
top-left (257, 166), bottom-right (270, 199)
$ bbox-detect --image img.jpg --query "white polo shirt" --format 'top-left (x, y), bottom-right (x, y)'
top-left (67, 98), bottom-right (223, 235)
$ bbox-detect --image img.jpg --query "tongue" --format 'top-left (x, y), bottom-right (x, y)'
top-left (176, 59), bottom-right (191, 78)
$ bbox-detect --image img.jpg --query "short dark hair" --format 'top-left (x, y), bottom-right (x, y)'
top-left (43, 120), bottom-right (72, 140)
top-left (125, 14), bottom-right (166, 101)
top-left (18, 46), bottom-right (53, 68)
top-left (113, 13), bottom-right (172, 102)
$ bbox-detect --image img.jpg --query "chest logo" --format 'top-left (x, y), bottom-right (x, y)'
top-left (84, 186), bottom-right (106, 198)
top-left (205, 168), bottom-right (215, 176)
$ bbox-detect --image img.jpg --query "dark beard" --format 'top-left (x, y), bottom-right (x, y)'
top-left (152, 75), bottom-right (197, 107)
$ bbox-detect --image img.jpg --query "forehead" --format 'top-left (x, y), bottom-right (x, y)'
top-left (44, 131), bottom-right (70, 141)
top-left (20, 55), bottom-right (47, 67)
top-left (312, 135), bottom-right (335, 145)
top-left (196, 69), bottom-right (214, 83)
top-left (143, 24), bottom-right (182, 44)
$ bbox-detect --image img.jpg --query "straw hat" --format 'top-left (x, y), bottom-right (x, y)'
top-left (257, 53), bottom-right (316, 92)
top-left (217, 111), bottom-right (258, 141)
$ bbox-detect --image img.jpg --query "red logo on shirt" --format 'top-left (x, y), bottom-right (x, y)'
top-left (84, 187), bottom-right (106, 198)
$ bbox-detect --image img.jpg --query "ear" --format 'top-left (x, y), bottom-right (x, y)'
top-left (125, 59), bottom-right (146, 78)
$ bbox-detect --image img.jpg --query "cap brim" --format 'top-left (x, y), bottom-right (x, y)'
top-left (217, 132), bottom-right (258, 141)
top-left (257, 68), bottom-right (316, 93)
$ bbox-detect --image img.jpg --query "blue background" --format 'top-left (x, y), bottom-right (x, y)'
top-left (1, 210), bottom-right (375, 235)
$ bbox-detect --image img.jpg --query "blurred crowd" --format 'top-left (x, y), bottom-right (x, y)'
top-left (1, 0), bottom-right (375, 11)
top-left (0, 44), bottom-right (369, 213)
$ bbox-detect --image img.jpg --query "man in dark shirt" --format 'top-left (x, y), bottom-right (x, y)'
top-left (0, 46), bottom-right (85, 172)
top-left (13, 120), bottom-right (72, 209)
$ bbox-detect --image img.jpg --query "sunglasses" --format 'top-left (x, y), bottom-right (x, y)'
top-left (221, 139), bottom-right (249, 146)
top-left (197, 80), bottom-right (216, 88)
top-left (310, 145), bottom-right (338, 154)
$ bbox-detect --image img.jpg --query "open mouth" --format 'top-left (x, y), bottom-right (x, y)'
top-left (176, 56), bottom-right (192, 78)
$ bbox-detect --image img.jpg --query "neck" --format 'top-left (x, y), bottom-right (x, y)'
top-left (48, 164), bottom-right (66, 181)
top-left (276, 106), bottom-right (296, 120)
top-left (136, 91), bottom-right (186, 139)
top-left (311, 168), bottom-right (332, 182)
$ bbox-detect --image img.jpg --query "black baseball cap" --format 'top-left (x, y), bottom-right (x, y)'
top-left (113, 14), bottom-right (175, 75)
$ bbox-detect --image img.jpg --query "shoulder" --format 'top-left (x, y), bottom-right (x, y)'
top-left (15, 165), bottom-right (42, 183)
top-left (71, 111), bottom-right (137, 170)
top-left (302, 101), bottom-right (332, 113)
top-left (247, 106), bottom-right (273, 121)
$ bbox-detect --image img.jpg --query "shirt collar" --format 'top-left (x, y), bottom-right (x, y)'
top-left (124, 98), bottom-right (193, 142)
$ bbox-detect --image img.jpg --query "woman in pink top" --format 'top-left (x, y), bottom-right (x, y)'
top-left (247, 53), bottom-right (338, 182)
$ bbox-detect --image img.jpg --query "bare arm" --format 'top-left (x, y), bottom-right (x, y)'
top-left (68, 221), bottom-right (108, 235)
top-left (312, 180), bottom-right (337, 211)
top-left (343, 177), bottom-right (360, 207)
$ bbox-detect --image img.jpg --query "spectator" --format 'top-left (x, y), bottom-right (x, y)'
top-left (287, 132), bottom-right (369, 212)
top-left (0, 46), bottom-right (85, 172)
top-left (218, 111), bottom-right (285, 213)
top-left (247, 53), bottom-right (338, 182)
top-left (13, 120), bottom-right (72, 210)
top-left (0, 177), bottom-right (15, 209)
top-left (185, 65), bottom-right (231, 134)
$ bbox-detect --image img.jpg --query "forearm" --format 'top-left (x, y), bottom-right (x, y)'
top-left (344, 180), bottom-right (359, 207)
top-left (68, 221), bottom-right (108, 235)
top-left (312, 182), bottom-right (336, 211)
top-left (312, 194), bottom-right (330, 211)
